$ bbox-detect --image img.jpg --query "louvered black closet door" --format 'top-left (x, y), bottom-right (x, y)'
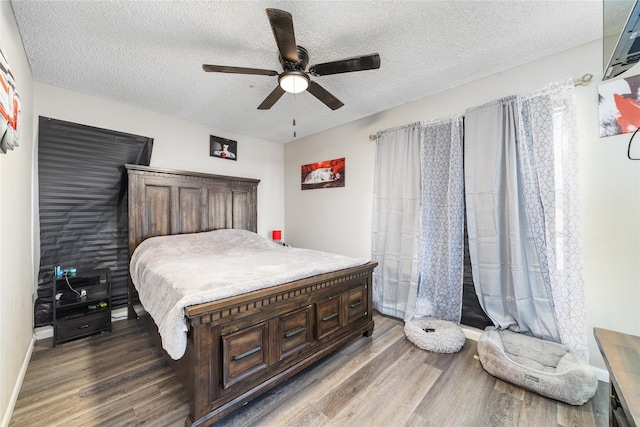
top-left (35, 117), bottom-right (153, 326)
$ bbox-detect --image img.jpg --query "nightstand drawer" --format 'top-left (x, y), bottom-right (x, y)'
top-left (56, 311), bottom-right (110, 342)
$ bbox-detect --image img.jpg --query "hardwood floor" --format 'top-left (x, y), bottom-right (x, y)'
top-left (10, 312), bottom-right (608, 427)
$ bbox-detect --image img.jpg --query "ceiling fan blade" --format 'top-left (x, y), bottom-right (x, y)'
top-left (265, 8), bottom-right (298, 64)
top-left (309, 53), bottom-right (381, 76)
top-left (202, 64), bottom-right (278, 76)
top-left (257, 85), bottom-right (286, 110)
top-left (306, 81), bottom-right (344, 110)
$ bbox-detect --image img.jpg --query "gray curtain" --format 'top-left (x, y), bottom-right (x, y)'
top-left (519, 82), bottom-right (588, 358)
top-left (371, 123), bottom-right (421, 321)
top-left (464, 97), bottom-right (562, 343)
top-left (415, 116), bottom-right (465, 322)
top-left (464, 81), bottom-right (588, 359)
top-left (372, 82), bottom-right (587, 358)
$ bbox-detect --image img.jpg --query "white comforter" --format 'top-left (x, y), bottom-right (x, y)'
top-left (130, 229), bottom-right (368, 359)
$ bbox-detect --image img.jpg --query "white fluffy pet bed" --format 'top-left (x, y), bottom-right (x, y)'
top-left (404, 317), bottom-right (466, 353)
top-left (477, 329), bottom-right (598, 405)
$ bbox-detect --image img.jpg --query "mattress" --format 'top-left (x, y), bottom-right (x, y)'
top-left (130, 229), bottom-right (368, 359)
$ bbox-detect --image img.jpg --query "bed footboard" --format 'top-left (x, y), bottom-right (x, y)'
top-left (179, 261), bottom-right (376, 426)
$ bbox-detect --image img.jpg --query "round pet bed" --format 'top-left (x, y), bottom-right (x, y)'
top-left (477, 329), bottom-right (598, 405)
top-left (404, 317), bottom-right (466, 353)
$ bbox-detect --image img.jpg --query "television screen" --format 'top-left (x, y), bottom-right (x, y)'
top-left (603, 0), bottom-right (640, 79)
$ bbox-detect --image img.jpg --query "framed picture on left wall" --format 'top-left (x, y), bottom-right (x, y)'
top-left (210, 135), bottom-right (237, 160)
top-left (0, 47), bottom-right (21, 154)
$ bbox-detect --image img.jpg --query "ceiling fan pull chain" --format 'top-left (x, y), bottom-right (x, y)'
top-left (293, 93), bottom-right (297, 138)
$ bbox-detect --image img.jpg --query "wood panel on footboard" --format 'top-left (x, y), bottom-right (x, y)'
top-left (180, 262), bottom-right (376, 426)
top-left (126, 164), bottom-right (376, 426)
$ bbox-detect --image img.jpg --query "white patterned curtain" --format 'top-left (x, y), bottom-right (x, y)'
top-left (415, 116), bottom-right (465, 322)
top-left (519, 81), bottom-right (588, 358)
top-left (465, 81), bottom-right (588, 358)
top-left (371, 123), bottom-right (422, 321)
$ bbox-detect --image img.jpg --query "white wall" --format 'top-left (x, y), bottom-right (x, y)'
top-left (0, 60), bottom-right (285, 424)
top-left (0, 1), bottom-right (35, 425)
top-left (34, 83), bottom-right (285, 240)
top-left (284, 40), bottom-right (640, 370)
top-left (284, 123), bottom-right (375, 257)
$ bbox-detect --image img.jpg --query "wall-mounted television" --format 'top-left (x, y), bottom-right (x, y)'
top-left (604, 0), bottom-right (640, 80)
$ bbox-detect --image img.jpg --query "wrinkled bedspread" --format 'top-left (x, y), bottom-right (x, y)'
top-left (130, 229), bottom-right (368, 359)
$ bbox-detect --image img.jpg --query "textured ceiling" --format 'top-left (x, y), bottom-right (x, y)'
top-left (11, 0), bottom-right (602, 144)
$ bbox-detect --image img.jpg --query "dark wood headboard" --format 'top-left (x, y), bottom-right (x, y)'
top-left (126, 164), bottom-right (260, 316)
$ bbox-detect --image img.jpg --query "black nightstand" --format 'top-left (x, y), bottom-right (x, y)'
top-left (52, 268), bottom-right (112, 346)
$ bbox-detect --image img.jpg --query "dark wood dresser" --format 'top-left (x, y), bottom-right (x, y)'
top-left (594, 327), bottom-right (640, 427)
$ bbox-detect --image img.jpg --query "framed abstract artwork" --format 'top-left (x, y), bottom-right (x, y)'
top-left (301, 157), bottom-right (345, 190)
top-left (599, 74), bottom-right (640, 137)
top-left (0, 47), bottom-right (21, 154)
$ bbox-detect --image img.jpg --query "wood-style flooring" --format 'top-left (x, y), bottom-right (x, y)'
top-left (10, 312), bottom-right (609, 427)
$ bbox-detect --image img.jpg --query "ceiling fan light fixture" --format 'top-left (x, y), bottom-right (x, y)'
top-left (279, 71), bottom-right (309, 94)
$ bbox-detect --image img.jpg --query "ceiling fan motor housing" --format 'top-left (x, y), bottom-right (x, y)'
top-left (280, 45), bottom-right (309, 71)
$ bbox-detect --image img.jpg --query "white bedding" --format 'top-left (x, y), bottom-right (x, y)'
top-left (130, 229), bottom-right (368, 359)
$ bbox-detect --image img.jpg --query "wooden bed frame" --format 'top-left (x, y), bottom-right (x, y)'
top-left (126, 164), bottom-right (377, 426)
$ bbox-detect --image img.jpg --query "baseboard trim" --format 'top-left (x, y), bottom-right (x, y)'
top-left (33, 325), bottom-right (52, 340)
top-left (460, 325), bottom-right (483, 342)
top-left (594, 367), bottom-right (609, 383)
top-left (2, 335), bottom-right (35, 427)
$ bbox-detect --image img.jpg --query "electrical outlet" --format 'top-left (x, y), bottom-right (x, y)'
top-left (80, 289), bottom-right (87, 297)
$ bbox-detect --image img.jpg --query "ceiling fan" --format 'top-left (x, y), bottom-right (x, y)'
top-left (202, 8), bottom-right (381, 110)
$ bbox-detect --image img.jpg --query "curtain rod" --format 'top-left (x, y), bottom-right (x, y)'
top-left (573, 73), bottom-right (593, 86)
top-left (368, 73), bottom-right (593, 141)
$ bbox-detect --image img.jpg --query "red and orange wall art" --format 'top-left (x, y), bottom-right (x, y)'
top-left (301, 157), bottom-right (345, 190)
top-left (599, 74), bottom-right (640, 137)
